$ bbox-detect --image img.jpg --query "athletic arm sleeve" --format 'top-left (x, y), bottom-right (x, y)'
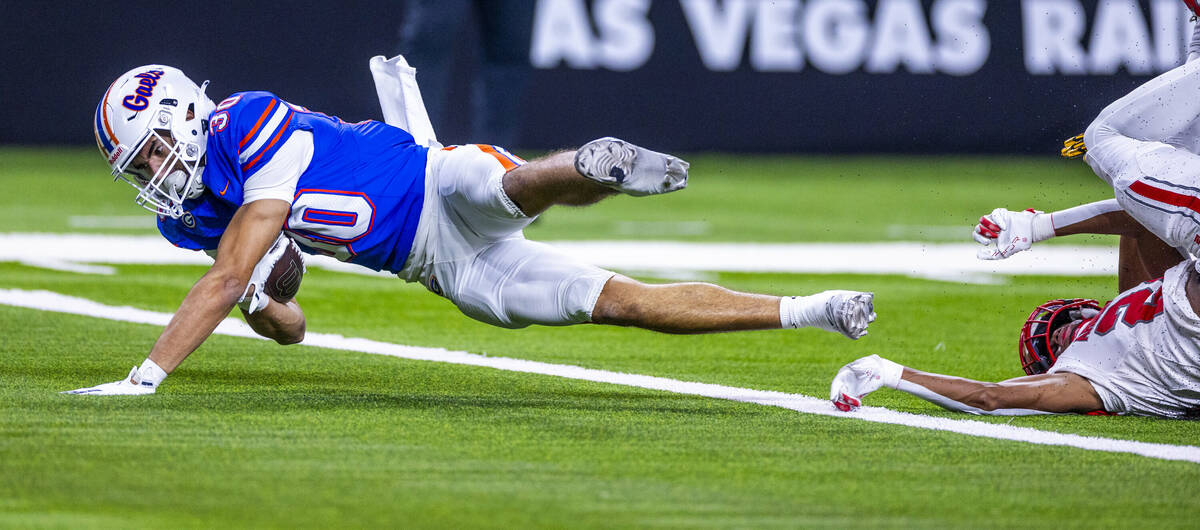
top-left (241, 131), bottom-right (314, 204)
top-left (892, 379), bottom-right (1056, 416)
top-left (1049, 199), bottom-right (1122, 232)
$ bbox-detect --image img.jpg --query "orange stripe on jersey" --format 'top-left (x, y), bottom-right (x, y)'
top-left (441, 146), bottom-right (458, 151)
top-left (243, 112), bottom-right (292, 172)
top-left (475, 144), bottom-right (523, 172)
top-left (239, 98), bottom-right (278, 150)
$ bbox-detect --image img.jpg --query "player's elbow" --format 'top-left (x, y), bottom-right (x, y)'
top-left (274, 321), bottom-right (305, 345)
top-left (206, 270), bottom-right (251, 306)
top-left (970, 385), bottom-right (1010, 412)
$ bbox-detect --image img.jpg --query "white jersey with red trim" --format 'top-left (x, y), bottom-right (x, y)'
top-left (1050, 260), bottom-right (1200, 418)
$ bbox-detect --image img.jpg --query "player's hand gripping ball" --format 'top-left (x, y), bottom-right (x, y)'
top-left (263, 236), bottom-right (305, 302)
top-left (239, 235), bottom-right (307, 313)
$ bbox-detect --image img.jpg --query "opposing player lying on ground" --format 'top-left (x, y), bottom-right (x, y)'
top-left (833, 222), bottom-right (1200, 418)
top-left (69, 63), bottom-right (875, 395)
top-left (832, 6), bottom-right (1200, 419)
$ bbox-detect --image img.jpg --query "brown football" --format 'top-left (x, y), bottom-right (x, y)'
top-left (264, 240), bottom-right (304, 302)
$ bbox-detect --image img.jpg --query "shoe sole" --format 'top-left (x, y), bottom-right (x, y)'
top-left (835, 293), bottom-right (876, 340)
top-left (575, 137), bottom-right (636, 185)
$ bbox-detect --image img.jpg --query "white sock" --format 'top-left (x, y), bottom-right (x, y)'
top-left (779, 295), bottom-right (831, 330)
top-left (135, 359), bottom-right (168, 387)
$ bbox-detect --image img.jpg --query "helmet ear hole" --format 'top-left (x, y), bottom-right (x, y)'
top-left (186, 102), bottom-right (195, 121)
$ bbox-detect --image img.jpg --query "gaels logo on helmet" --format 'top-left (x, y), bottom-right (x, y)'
top-left (1018, 298), bottom-right (1101, 376)
top-left (94, 65), bottom-right (216, 219)
top-left (121, 70), bottom-right (165, 111)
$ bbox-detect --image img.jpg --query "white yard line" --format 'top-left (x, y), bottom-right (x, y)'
top-left (67, 216), bottom-right (156, 229)
top-left (3, 287), bottom-right (1197, 465)
top-left (0, 233), bottom-right (1117, 283)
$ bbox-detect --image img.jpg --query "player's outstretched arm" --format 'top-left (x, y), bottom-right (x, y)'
top-left (1045, 200), bottom-right (1143, 237)
top-left (65, 199), bottom-right (291, 396)
top-left (974, 200), bottom-right (1127, 260)
top-left (148, 199), bottom-right (292, 370)
top-left (233, 234), bottom-right (307, 344)
top-left (831, 355), bottom-right (1104, 415)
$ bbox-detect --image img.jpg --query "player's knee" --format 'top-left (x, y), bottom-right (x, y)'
top-left (1083, 119), bottom-right (1113, 155)
top-left (591, 277), bottom-right (648, 326)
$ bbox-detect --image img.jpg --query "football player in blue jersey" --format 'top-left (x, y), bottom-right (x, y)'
top-left (69, 64), bottom-right (876, 395)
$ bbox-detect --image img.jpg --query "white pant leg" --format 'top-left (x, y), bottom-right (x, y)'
top-left (414, 144), bottom-right (616, 328)
top-left (437, 238), bottom-right (614, 329)
top-left (1085, 59), bottom-right (1200, 166)
top-left (1082, 58), bottom-right (1200, 252)
top-left (436, 144), bottom-right (532, 243)
top-left (404, 144), bottom-right (533, 278)
top-left (1189, 17), bottom-right (1200, 63)
top-left (1086, 135), bottom-right (1200, 252)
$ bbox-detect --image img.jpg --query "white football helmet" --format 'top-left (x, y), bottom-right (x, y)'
top-left (94, 65), bottom-right (216, 218)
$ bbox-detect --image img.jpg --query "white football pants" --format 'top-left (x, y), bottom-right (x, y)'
top-left (399, 145), bottom-right (614, 329)
top-left (1084, 22), bottom-right (1200, 255)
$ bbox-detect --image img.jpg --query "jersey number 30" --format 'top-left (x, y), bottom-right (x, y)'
top-left (285, 190), bottom-right (375, 261)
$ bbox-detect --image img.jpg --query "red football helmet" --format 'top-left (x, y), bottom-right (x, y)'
top-left (1018, 298), bottom-right (1101, 376)
top-left (1187, 0), bottom-right (1200, 17)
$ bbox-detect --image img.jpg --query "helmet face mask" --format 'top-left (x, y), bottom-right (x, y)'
top-left (95, 65), bottom-right (215, 218)
top-left (1018, 298), bottom-right (1101, 375)
top-left (114, 129), bottom-right (205, 217)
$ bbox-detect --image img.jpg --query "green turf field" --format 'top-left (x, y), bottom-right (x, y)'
top-left (2, 148), bottom-right (1196, 528)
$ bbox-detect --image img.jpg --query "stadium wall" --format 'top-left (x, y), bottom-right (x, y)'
top-left (3, 0), bottom-right (1189, 153)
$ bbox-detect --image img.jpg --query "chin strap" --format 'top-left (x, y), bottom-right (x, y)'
top-left (185, 166), bottom-right (206, 199)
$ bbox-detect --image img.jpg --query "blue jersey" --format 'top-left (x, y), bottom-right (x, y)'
top-left (158, 91), bottom-right (428, 273)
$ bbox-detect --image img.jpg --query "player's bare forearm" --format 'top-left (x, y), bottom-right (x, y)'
top-left (901, 369), bottom-right (1104, 413)
top-left (900, 369), bottom-right (1003, 410)
top-left (147, 271), bottom-right (247, 372)
top-left (243, 297), bottom-right (306, 345)
top-left (148, 199), bottom-right (290, 373)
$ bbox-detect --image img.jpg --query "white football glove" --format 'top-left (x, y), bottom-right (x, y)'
top-left (973, 207), bottom-right (1048, 260)
top-left (62, 367), bottom-right (156, 396)
top-left (238, 233), bottom-right (304, 314)
top-left (830, 354), bottom-right (902, 412)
